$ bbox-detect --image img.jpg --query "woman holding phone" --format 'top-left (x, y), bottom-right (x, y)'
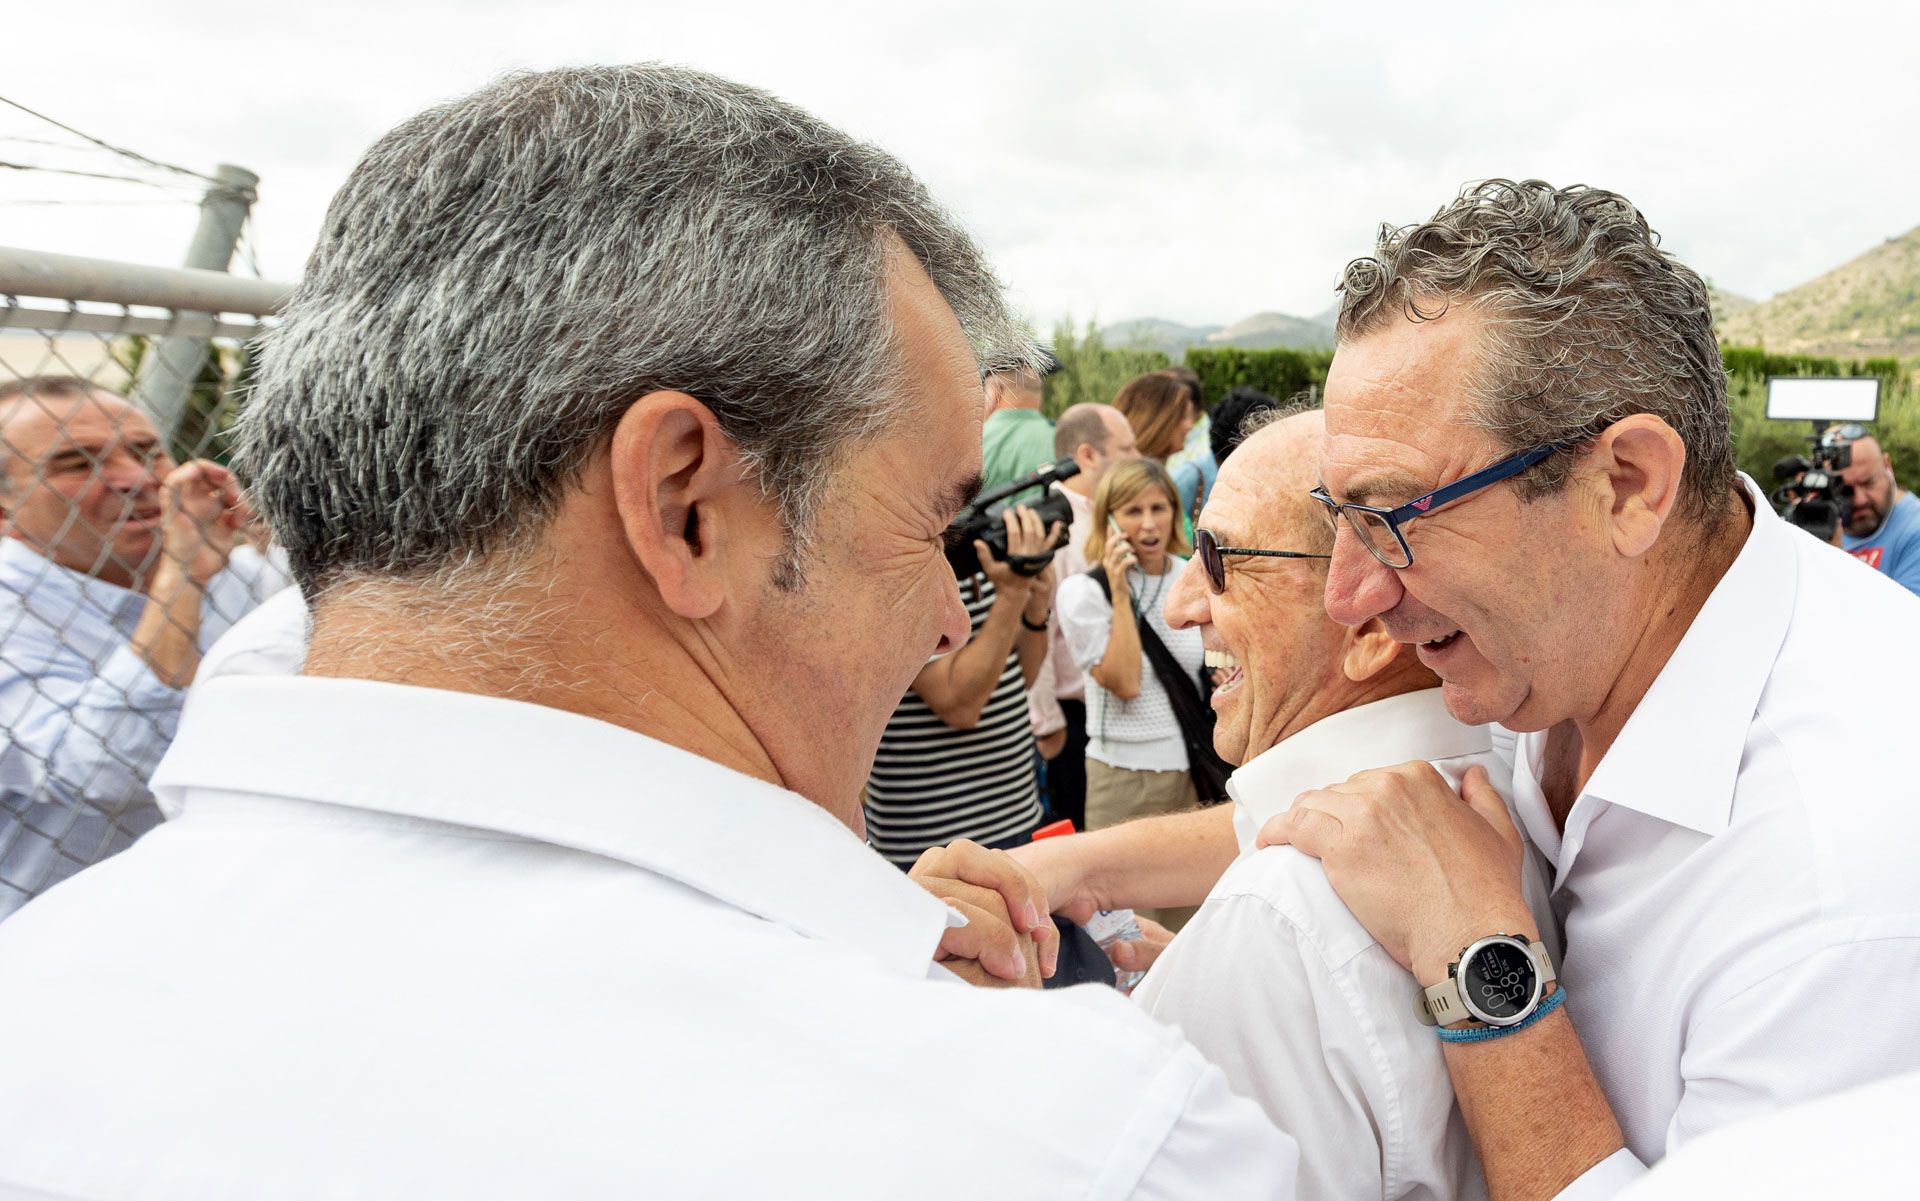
top-left (1054, 459), bottom-right (1207, 930)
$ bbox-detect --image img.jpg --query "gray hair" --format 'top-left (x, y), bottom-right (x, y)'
top-left (238, 64), bottom-right (1036, 597)
top-left (1337, 179), bottom-right (1732, 530)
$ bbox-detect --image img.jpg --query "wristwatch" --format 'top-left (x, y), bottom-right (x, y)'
top-left (1416, 934), bottom-right (1557, 1028)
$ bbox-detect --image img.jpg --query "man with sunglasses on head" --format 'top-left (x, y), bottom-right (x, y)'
top-left (1833, 425), bottom-right (1920, 596)
top-left (1255, 181), bottom-right (1920, 1200)
top-left (1015, 406), bottom-right (1554, 1201)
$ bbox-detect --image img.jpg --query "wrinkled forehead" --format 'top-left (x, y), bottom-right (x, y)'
top-left (0, 392), bottom-right (158, 457)
top-left (1319, 314), bottom-right (1491, 504)
top-left (1208, 420), bottom-right (1326, 544)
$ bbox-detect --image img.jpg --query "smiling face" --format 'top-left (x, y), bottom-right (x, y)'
top-left (741, 249), bottom-right (981, 825)
top-left (1163, 414), bottom-right (1357, 765)
top-left (0, 388), bottom-right (176, 589)
top-left (1315, 310), bottom-right (1636, 732)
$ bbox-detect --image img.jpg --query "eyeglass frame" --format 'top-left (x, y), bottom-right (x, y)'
top-left (1193, 526), bottom-right (1331, 594)
top-left (1308, 438), bottom-right (1582, 570)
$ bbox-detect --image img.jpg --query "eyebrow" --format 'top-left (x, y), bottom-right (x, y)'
top-left (1325, 470), bottom-right (1431, 508)
top-left (934, 471), bottom-right (984, 523)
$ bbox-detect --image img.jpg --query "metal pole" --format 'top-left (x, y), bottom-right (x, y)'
top-left (132, 163), bottom-right (258, 442)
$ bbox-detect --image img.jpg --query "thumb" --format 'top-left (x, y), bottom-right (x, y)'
top-left (1460, 764), bottom-right (1520, 848)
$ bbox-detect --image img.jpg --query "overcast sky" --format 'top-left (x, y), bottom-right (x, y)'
top-left (6, 0), bottom-right (1917, 329)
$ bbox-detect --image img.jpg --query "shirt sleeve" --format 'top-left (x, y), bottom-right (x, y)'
top-left (1882, 519), bottom-right (1920, 596)
top-left (1055, 574), bottom-right (1114, 672)
top-left (1134, 865), bottom-right (1482, 1201)
top-left (1667, 928), bottom-right (1920, 1149)
top-left (1121, 1044), bottom-right (1300, 1201)
top-left (0, 616), bottom-right (185, 811)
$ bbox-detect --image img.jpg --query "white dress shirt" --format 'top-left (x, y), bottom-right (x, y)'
top-left (1615, 1069), bottom-right (1920, 1201)
top-left (191, 583), bottom-right (310, 685)
top-left (1537, 482), bottom-right (1920, 1198)
top-left (0, 675), bottom-right (1296, 1200)
top-left (1133, 689), bottom-right (1557, 1201)
top-left (0, 540), bottom-right (289, 918)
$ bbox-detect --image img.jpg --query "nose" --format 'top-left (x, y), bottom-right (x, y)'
top-left (100, 446), bottom-right (165, 492)
top-left (931, 575), bottom-right (971, 656)
top-left (1163, 555), bottom-right (1210, 630)
top-left (1323, 526), bottom-right (1404, 628)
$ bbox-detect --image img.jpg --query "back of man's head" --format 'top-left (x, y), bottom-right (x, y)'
top-left (983, 367), bottom-right (1043, 414)
top-left (240, 64), bottom-right (1032, 599)
top-left (1209, 387), bottom-right (1281, 466)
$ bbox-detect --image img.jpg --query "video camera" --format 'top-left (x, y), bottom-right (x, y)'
top-left (945, 457), bottom-right (1080, 579)
top-left (1770, 427), bottom-right (1858, 544)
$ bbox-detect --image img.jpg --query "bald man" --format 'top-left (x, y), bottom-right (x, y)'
top-left (1837, 431), bottom-right (1920, 596)
top-left (1016, 409), bottom-right (1554, 1201)
top-left (0, 376), bottom-right (289, 917)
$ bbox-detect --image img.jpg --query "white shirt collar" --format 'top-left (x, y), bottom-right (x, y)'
top-left (1226, 689), bottom-right (1490, 850)
top-left (153, 676), bottom-right (955, 977)
top-left (1521, 476), bottom-right (1794, 839)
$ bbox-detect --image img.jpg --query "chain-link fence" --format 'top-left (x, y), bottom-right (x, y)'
top-left (0, 246), bottom-right (296, 918)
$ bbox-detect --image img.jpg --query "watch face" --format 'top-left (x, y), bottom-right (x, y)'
top-left (1462, 940), bottom-right (1538, 1022)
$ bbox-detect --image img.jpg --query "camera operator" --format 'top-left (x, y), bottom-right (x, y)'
top-left (1837, 429), bottom-right (1920, 595)
top-left (864, 504), bottom-right (1062, 866)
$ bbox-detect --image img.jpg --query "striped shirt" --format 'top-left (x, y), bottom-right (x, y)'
top-left (865, 575), bottom-right (1043, 867)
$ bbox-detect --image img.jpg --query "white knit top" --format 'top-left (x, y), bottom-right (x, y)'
top-left (1055, 559), bottom-right (1204, 772)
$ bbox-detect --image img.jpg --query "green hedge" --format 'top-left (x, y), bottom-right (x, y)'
top-left (1043, 320), bottom-right (1169, 419)
top-left (1183, 347), bottom-right (1334, 409)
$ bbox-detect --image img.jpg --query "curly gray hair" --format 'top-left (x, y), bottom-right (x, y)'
top-left (1337, 179), bottom-right (1733, 529)
top-left (239, 64), bottom-right (1036, 597)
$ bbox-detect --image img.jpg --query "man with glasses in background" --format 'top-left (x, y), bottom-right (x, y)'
top-left (1016, 407), bottom-right (1554, 1201)
top-left (1255, 180), bottom-right (1920, 1199)
top-left (1832, 425), bottom-right (1920, 595)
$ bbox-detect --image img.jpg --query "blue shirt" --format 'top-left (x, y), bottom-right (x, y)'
top-left (0, 539), bottom-right (289, 917)
top-left (1842, 490), bottom-right (1920, 597)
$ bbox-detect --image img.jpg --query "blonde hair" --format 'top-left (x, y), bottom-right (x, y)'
top-left (1113, 370), bottom-right (1196, 461)
top-left (1083, 458), bottom-right (1190, 564)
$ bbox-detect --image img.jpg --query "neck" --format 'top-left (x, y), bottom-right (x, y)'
top-left (1064, 473), bottom-right (1095, 499)
top-left (302, 567), bottom-right (785, 796)
top-left (1260, 660), bottom-right (1433, 758)
top-left (1546, 493), bottom-right (1752, 822)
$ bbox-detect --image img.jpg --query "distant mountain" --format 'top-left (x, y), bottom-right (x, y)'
top-left (1205, 310), bottom-right (1335, 351)
top-left (1099, 318), bottom-right (1222, 358)
top-left (1720, 226), bottom-right (1920, 359)
top-left (1708, 284), bottom-right (1756, 322)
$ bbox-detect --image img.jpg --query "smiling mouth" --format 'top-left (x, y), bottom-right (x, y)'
top-left (1205, 648), bottom-right (1245, 695)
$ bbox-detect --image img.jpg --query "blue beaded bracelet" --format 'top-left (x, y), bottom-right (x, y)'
top-left (1436, 986), bottom-right (1566, 1044)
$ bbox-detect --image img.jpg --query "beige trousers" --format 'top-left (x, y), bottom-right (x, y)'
top-left (1084, 757), bottom-right (1201, 932)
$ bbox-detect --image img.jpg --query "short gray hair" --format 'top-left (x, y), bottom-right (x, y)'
top-left (239, 64), bottom-right (1035, 596)
top-left (1338, 179), bottom-right (1732, 529)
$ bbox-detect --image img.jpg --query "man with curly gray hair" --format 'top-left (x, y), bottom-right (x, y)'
top-left (0, 65), bottom-right (1295, 1199)
top-left (1258, 180), bottom-right (1920, 1198)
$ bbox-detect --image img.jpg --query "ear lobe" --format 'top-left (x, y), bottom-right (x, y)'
top-left (1591, 415), bottom-right (1685, 558)
top-left (607, 392), bottom-right (742, 621)
top-left (1341, 618), bottom-right (1402, 683)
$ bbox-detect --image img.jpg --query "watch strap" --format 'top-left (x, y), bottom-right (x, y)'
top-left (1416, 939), bottom-right (1555, 1027)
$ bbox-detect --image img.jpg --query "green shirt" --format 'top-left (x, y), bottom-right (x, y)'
top-left (980, 408), bottom-right (1057, 492)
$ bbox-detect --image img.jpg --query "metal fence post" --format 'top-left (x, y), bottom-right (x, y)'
top-left (132, 163), bottom-right (259, 441)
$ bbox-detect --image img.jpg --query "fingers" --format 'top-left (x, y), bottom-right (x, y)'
top-left (934, 899), bottom-right (1030, 982)
top-left (1107, 916), bottom-right (1175, 981)
top-left (910, 840), bottom-right (1050, 937)
top-left (1253, 802), bottom-right (1344, 859)
top-left (1459, 764), bottom-right (1522, 850)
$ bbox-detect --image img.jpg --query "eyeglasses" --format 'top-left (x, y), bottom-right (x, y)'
top-left (1193, 526), bottom-right (1331, 594)
top-left (1308, 440), bottom-right (1577, 570)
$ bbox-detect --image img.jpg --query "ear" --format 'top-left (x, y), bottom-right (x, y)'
top-left (1341, 617), bottom-right (1403, 684)
top-left (606, 391), bottom-right (751, 622)
top-left (1586, 414), bottom-right (1686, 559)
top-left (1074, 442), bottom-right (1098, 475)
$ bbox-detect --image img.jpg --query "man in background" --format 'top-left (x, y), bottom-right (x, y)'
top-left (1027, 402), bottom-right (1137, 827)
top-left (0, 375), bottom-right (286, 917)
top-left (1837, 427), bottom-right (1919, 594)
top-left (979, 355), bottom-right (1058, 491)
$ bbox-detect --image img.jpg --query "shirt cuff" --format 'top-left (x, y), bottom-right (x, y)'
top-left (1552, 1148), bottom-right (1647, 1200)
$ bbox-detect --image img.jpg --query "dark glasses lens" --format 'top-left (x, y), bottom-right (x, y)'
top-left (1196, 528), bottom-right (1226, 593)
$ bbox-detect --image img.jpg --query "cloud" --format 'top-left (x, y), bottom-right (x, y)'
top-left (4, 0), bottom-right (1916, 326)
